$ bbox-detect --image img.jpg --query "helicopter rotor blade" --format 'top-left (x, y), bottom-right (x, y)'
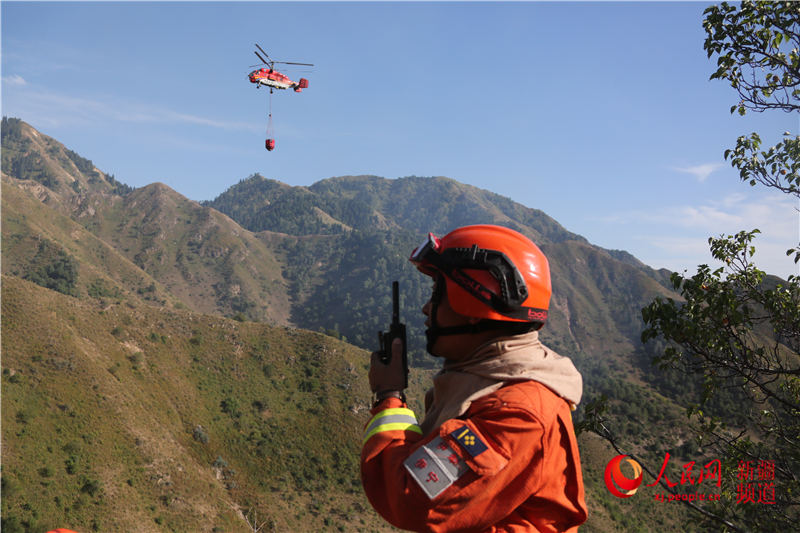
top-left (274, 61), bottom-right (315, 67)
top-left (254, 51), bottom-right (271, 66)
top-left (255, 43), bottom-right (272, 62)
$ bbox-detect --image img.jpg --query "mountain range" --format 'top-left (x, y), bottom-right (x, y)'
top-left (2, 117), bottom-right (699, 531)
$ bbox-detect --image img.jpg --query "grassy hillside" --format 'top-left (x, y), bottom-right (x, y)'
top-left (1, 117), bottom-right (131, 210)
top-left (75, 182), bottom-right (293, 324)
top-left (2, 276), bottom-right (693, 532)
top-left (2, 177), bottom-right (174, 307)
top-left (1, 276), bottom-right (392, 532)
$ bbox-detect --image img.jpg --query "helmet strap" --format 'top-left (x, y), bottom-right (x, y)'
top-left (425, 275), bottom-right (540, 356)
top-left (425, 275), bottom-right (445, 354)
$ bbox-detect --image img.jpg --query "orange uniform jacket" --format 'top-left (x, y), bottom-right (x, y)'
top-left (361, 380), bottom-right (587, 532)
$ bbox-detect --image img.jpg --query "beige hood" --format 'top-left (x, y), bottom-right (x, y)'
top-left (420, 330), bottom-right (583, 435)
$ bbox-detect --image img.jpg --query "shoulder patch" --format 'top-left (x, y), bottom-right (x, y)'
top-left (404, 436), bottom-right (469, 499)
top-left (450, 425), bottom-right (488, 457)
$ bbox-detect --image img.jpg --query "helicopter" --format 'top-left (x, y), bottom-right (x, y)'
top-left (248, 44), bottom-right (312, 151)
top-left (248, 43), bottom-right (312, 93)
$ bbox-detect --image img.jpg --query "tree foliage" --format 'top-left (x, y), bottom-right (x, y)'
top-left (642, 230), bottom-right (799, 527)
top-left (726, 131), bottom-right (800, 198)
top-left (704, 1), bottom-right (800, 198)
top-left (23, 240), bottom-right (79, 297)
top-left (637, 2), bottom-right (800, 530)
top-left (704, 1), bottom-right (800, 115)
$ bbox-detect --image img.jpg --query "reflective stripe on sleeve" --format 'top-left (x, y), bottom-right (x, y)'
top-left (363, 407), bottom-right (422, 445)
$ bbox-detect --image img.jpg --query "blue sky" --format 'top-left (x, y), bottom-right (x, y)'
top-left (2, 1), bottom-right (798, 278)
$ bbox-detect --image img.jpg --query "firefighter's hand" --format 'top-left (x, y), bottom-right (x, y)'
top-left (369, 338), bottom-right (406, 394)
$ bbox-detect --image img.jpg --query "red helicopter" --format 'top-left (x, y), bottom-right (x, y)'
top-left (248, 44), bottom-right (313, 150)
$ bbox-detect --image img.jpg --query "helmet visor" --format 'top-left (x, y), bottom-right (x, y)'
top-left (410, 232), bottom-right (442, 264)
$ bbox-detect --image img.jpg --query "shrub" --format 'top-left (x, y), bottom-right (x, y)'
top-left (81, 477), bottom-right (102, 497)
top-left (192, 425), bottom-right (209, 444)
top-left (220, 397), bottom-right (240, 418)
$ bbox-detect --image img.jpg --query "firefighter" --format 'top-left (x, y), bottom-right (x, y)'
top-left (361, 225), bottom-right (587, 532)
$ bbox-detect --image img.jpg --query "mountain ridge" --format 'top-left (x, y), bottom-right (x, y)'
top-left (1, 116), bottom-right (679, 379)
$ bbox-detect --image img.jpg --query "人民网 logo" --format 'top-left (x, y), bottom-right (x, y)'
top-left (604, 454), bottom-right (643, 498)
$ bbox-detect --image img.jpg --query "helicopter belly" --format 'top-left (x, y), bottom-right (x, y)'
top-left (258, 78), bottom-right (291, 90)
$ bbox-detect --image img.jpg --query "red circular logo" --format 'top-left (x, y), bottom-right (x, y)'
top-left (604, 454), bottom-right (644, 498)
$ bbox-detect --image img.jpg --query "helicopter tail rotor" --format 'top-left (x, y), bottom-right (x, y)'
top-left (294, 78), bottom-right (309, 92)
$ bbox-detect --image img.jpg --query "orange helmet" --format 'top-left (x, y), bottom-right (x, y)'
top-left (410, 225), bottom-right (551, 326)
